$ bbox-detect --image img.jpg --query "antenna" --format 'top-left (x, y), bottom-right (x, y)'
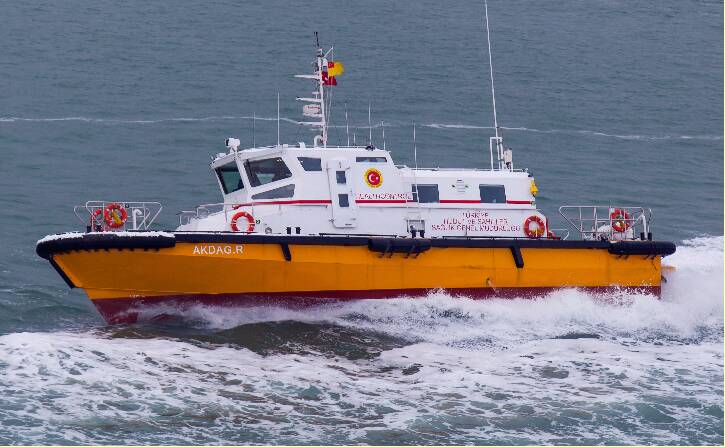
top-left (412, 122), bottom-right (421, 210)
top-left (315, 31), bottom-right (319, 48)
top-left (484, 0), bottom-right (504, 169)
top-left (413, 123), bottom-right (418, 171)
top-left (381, 121), bottom-right (386, 150)
top-left (485, 0), bottom-right (499, 140)
top-left (367, 99), bottom-right (372, 146)
top-left (252, 111), bottom-right (256, 147)
top-left (345, 103), bottom-right (350, 146)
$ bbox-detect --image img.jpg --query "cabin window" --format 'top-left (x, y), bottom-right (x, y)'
top-left (338, 194), bottom-right (350, 208)
top-left (251, 184), bottom-right (295, 200)
top-left (336, 170), bottom-right (347, 184)
top-left (244, 157), bottom-right (292, 187)
top-left (411, 184), bottom-right (439, 203)
top-left (215, 162), bottom-right (244, 194)
top-left (298, 157), bottom-right (322, 171)
top-left (356, 156), bottom-right (387, 163)
top-left (479, 184), bottom-right (506, 203)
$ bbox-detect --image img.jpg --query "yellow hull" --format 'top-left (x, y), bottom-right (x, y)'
top-left (37, 232), bottom-right (673, 323)
top-left (54, 242), bottom-right (662, 297)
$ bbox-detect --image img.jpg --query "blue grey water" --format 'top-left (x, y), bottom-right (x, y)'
top-left (0, 0), bottom-right (723, 444)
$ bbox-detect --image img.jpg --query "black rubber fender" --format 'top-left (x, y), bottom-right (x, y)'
top-left (36, 232), bottom-right (176, 259)
top-left (368, 237), bottom-right (432, 254)
top-left (607, 241), bottom-right (676, 257)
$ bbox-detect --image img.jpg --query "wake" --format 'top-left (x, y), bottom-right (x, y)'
top-left (1, 115), bottom-right (721, 141)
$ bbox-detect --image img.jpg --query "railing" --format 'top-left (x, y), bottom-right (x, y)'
top-left (559, 206), bottom-right (651, 241)
top-left (178, 203), bottom-right (229, 226)
top-left (547, 227), bottom-right (570, 240)
top-left (394, 164), bottom-right (527, 173)
top-left (74, 201), bottom-right (162, 231)
top-left (179, 203), bottom-right (264, 233)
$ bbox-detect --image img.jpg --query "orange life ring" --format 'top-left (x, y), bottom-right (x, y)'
top-left (610, 208), bottom-right (631, 233)
top-left (230, 211), bottom-right (255, 233)
top-left (103, 203), bottom-right (127, 229)
top-left (523, 215), bottom-right (545, 239)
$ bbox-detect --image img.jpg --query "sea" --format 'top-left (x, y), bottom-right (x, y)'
top-left (0, 0), bottom-right (723, 444)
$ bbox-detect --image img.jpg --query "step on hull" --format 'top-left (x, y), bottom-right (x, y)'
top-left (37, 232), bottom-right (675, 324)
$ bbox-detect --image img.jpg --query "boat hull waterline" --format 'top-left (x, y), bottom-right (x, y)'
top-left (37, 232), bottom-right (675, 324)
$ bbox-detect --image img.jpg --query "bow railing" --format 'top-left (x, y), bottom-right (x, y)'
top-left (74, 201), bottom-right (162, 232)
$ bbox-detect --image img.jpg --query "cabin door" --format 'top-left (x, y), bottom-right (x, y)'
top-left (326, 157), bottom-right (358, 228)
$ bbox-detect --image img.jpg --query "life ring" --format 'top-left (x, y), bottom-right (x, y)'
top-left (610, 208), bottom-right (631, 233)
top-left (230, 211), bottom-right (255, 233)
top-left (103, 203), bottom-right (127, 229)
top-left (523, 215), bottom-right (545, 239)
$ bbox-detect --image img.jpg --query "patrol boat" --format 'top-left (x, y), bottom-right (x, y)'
top-left (36, 35), bottom-right (675, 324)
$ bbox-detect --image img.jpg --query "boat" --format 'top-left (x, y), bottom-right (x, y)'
top-left (36, 27), bottom-right (675, 324)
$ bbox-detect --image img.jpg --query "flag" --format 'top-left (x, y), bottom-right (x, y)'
top-left (327, 61), bottom-right (344, 77)
top-left (322, 72), bottom-right (337, 86)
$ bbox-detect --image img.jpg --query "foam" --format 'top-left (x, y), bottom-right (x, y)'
top-left (2, 115), bottom-right (721, 141)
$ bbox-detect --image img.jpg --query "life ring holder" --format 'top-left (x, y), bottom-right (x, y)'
top-left (230, 210), bottom-right (255, 233)
top-left (89, 208), bottom-right (103, 231)
top-left (610, 208), bottom-right (631, 233)
top-left (523, 215), bottom-right (545, 239)
top-left (103, 203), bottom-right (128, 229)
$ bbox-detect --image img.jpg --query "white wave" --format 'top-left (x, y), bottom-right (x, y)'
top-left (2, 115), bottom-right (721, 141)
top-left (0, 115), bottom-right (270, 124)
top-left (424, 123), bottom-right (493, 130)
top-left (426, 123), bottom-right (724, 141)
top-left (0, 323), bottom-right (721, 443)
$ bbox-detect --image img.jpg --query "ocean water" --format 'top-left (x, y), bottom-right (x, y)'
top-left (0, 0), bottom-right (722, 444)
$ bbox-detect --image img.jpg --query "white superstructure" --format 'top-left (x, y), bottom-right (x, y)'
top-left (177, 40), bottom-right (546, 239)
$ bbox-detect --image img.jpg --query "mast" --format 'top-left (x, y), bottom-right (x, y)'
top-left (316, 44), bottom-right (328, 146)
top-left (295, 33), bottom-right (331, 147)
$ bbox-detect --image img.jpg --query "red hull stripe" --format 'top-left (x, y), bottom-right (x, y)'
top-left (91, 286), bottom-right (661, 324)
top-left (233, 199), bottom-right (331, 208)
top-left (355, 199), bottom-right (410, 204)
top-left (229, 199), bottom-right (532, 207)
top-left (438, 200), bottom-right (533, 205)
top-left (439, 199), bottom-right (481, 204)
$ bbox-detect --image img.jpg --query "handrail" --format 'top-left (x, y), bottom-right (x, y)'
top-left (548, 228), bottom-right (570, 240)
top-left (558, 206), bottom-right (651, 241)
top-left (75, 201), bottom-right (162, 231)
top-left (178, 202), bottom-right (250, 229)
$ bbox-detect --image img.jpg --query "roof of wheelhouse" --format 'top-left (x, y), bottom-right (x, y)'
top-left (211, 144), bottom-right (392, 168)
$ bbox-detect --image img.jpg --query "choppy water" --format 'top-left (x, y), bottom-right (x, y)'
top-left (0, 0), bottom-right (722, 444)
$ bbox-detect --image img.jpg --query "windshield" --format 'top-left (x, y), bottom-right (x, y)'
top-left (215, 162), bottom-right (244, 194)
top-left (244, 157), bottom-right (292, 187)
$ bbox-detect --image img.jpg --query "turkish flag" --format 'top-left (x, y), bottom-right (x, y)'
top-left (322, 72), bottom-right (337, 86)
